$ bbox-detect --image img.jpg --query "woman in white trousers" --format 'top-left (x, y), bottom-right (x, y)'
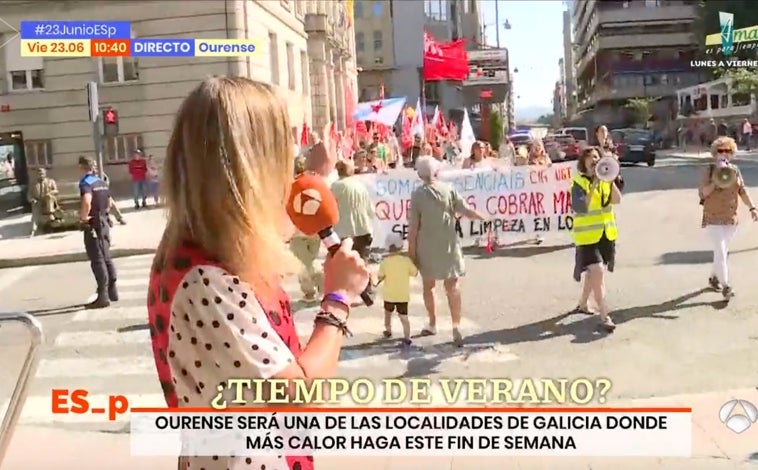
top-left (698, 136), bottom-right (758, 299)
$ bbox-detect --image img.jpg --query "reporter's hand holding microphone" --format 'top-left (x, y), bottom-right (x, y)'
top-left (286, 170), bottom-right (373, 339)
top-left (323, 238), bottom-right (371, 307)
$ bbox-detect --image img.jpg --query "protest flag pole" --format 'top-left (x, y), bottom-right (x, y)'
top-left (421, 80), bottom-right (427, 143)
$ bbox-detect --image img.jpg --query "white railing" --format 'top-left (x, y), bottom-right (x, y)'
top-left (676, 77), bottom-right (756, 119)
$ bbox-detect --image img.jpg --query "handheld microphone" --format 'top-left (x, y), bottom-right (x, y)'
top-left (286, 173), bottom-right (374, 306)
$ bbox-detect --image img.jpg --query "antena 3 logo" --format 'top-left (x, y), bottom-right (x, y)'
top-left (719, 399), bottom-right (758, 434)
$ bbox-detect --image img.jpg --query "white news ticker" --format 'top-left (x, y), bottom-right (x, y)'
top-left (130, 410), bottom-right (692, 457)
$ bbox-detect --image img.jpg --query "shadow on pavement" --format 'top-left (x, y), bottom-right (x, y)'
top-left (465, 242), bottom-right (573, 259)
top-left (0, 214), bottom-right (31, 240)
top-left (117, 203), bottom-right (163, 217)
top-left (658, 246), bottom-right (758, 265)
top-left (26, 304), bottom-right (84, 317)
top-left (618, 156), bottom-right (758, 195)
top-left (118, 323), bottom-right (149, 333)
top-left (347, 288), bottom-right (729, 379)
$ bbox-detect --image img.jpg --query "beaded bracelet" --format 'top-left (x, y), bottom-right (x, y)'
top-left (314, 310), bottom-right (352, 337)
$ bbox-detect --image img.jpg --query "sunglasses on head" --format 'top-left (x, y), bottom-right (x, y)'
top-left (716, 148), bottom-right (732, 154)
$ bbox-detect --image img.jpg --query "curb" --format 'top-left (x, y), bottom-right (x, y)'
top-left (0, 247), bottom-right (155, 269)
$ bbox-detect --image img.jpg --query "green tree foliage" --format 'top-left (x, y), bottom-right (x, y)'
top-left (624, 98), bottom-right (651, 126)
top-left (727, 67), bottom-right (758, 98)
top-left (536, 114), bottom-right (554, 125)
top-left (490, 111), bottom-right (504, 150)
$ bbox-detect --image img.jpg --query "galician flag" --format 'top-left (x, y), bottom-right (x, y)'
top-left (351, 97), bottom-right (406, 126)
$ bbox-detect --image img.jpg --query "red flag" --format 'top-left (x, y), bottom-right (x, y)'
top-left (300, 120), bottom-right (309, 148)
top-left (423, 31), bottom-right (469, 82)
top-left (344, 81), bottom-right (356, 128)
top-left (329, 123), bottom-right (339, 156)
top-left (436, 112), bottom-right (448, 136)
top-left (401, 113), bottom-right (413, 149)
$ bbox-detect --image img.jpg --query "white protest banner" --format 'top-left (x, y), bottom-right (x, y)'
top-left (356, 162), bottom-right (577, 247)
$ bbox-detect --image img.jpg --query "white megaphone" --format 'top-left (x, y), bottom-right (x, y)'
top-left (595, 156), bottom-right (620, 182)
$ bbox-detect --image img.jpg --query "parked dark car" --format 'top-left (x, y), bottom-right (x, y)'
top-left (611, 128), bottom-right (656, 167)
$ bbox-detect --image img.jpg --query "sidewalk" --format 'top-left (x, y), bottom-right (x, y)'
top-left (0, 200), bottom-right (162, 269)
top-left (2, 388), bottom-right (757, 469)
top-left (658, 148), bottom-right (758, 161)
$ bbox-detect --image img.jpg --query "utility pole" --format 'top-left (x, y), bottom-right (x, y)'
top-left (86, 82), bottom-right (104, 178)
top-left (495, 0), bottom-right (501, 48)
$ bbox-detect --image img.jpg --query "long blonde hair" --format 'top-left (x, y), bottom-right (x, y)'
top-left (156, 77), bottom-right (299, 295)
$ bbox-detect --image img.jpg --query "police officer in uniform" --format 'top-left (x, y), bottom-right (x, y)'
top-left (78, 156), bottom-right (119, 309)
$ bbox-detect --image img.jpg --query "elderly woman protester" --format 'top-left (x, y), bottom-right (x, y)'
top-left (146, 77), bottom-right (370, 470)
top-left (569, 147), bottom-right (622, 332)
top-left (408, 157), bottom-right (487, 346)
top-left (698, 136), bottom-right (758, 299)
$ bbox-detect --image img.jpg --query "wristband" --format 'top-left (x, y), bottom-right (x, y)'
top-left (322, 292), bottom-right (350, 311)
top-left (314, 311), bottom-right (352, 337)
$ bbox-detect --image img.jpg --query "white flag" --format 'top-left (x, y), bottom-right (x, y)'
top-left (431, 106), bottom-right (440, 127)
top-left (459, 108), bottom-right (476, 158)
top-left (411, 98), bottom-right (424, 137)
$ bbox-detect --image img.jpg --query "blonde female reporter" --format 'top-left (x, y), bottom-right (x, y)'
top-left (145, 77), bottom-right (369, 470)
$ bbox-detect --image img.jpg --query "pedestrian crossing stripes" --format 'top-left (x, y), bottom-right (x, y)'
top-left (1, 254), bottom-right (519, 429)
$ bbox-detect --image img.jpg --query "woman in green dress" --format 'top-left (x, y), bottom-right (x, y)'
top-left (407, 157), bottom-right (487, 346)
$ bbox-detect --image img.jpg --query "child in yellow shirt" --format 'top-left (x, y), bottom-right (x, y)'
top-left (378, 233), bottom-right (418, 347)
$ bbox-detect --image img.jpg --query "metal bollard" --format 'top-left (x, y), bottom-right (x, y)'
top-left (0, 313), bottom-right (44, 467)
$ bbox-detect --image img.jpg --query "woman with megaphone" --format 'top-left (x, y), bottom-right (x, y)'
top-left (569, 147), bottom-right (623, 332)
top-left (698, 136), bottom-right (758, 300)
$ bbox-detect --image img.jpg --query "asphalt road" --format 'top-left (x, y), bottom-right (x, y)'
top-left (1, 152), bottom-right (757, 432)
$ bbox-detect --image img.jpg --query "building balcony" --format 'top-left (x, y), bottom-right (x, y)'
top-left (599, 32), bottom-right (694, 50)
top-left (575, 32), bottom-right (695, 79)
top-left (576, 3), bottom-right (696, 58)
top-left (581, 82), bottom-right (680, 108)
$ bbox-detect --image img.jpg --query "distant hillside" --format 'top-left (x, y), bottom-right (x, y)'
top-left (516, 105), bottom-right (552, 122)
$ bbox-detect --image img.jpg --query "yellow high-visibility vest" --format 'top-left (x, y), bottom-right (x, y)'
top-left (570, 175), bottom-right (618, 246)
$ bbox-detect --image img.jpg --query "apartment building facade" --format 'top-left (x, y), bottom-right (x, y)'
top-left (0, 0), bottom-right (356, 194)
top-left (354, 0), bottom-right (482, 117)
top-left (561, 7), bottom-right (576, 119)
top-left (572, 0), bottom-right (702, 127)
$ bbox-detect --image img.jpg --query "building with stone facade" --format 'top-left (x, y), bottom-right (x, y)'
top-left (0, 0), bottom-right (357, 194)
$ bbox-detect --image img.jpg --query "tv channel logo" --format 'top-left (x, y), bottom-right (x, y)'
top-left (719, 11), bottom-right (735, 57)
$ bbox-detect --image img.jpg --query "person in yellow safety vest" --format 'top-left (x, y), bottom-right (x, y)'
top-left (569, 147), bottom-right (623, 332)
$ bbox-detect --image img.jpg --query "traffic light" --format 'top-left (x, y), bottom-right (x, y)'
top-left (103, 108), bottom-right (119, 137)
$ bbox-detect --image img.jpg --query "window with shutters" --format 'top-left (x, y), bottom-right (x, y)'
top-left (104, 134), bottom-right (144, 163)
top-left (24, 140), bottom-right (53, 168)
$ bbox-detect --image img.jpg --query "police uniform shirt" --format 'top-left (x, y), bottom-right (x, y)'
top-left (79, 173), bottom-right (110, 229)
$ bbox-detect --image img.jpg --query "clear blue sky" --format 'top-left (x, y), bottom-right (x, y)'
top-left (480, 0), bottom-right (565, 118)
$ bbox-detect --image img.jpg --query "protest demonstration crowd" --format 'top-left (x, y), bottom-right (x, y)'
top-left (289, 94), bottom-right (605, 349)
